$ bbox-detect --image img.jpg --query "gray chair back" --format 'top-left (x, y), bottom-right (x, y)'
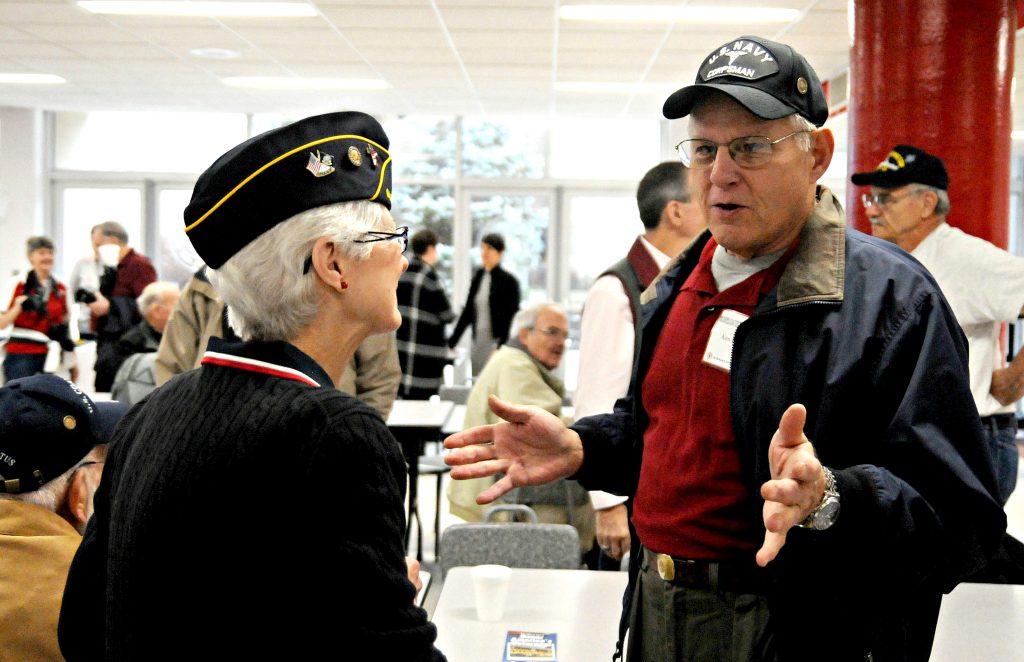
top-left (439, 509), bottom-right (580, 579)
top-left (438, 384), bottom-right (471, 405)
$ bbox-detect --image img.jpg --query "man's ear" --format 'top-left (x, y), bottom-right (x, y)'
top-left (309, 237), bottom-right (347, 292)
top-left (518, 327), bottom-right (530, 345)
top-left (919, 189), bottom-right (939, 218)
top-left (64, 470), bottom-right (93, 531)
top-left (809, 128), bottom-right (835, 181)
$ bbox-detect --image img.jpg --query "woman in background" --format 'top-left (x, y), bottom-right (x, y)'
top-left (0, 236), bottom-right (73, 382)
top-left (448, 232), bottom-right (520, 375)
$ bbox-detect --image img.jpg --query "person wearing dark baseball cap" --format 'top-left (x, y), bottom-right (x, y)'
top-left (442, 35), bottom-right (1003, 661)
top-left (0, 374), bottom-right (127, 662)
top-left (853, 144), bottom-right (1024, 506)
top-left (59, 112), bottom-right (446, 662)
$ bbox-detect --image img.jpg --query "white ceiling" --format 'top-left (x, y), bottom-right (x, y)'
top-left (0, 0), bottom-right (1019, 126)
top-left (0, 0), bottom-right (856, 119)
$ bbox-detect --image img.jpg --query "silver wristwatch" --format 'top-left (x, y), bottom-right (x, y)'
top-left (797, 466), bottom-right (840, 530)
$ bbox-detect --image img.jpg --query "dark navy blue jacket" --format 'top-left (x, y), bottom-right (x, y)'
top-left (572, 189), bottom-right (1006, 661)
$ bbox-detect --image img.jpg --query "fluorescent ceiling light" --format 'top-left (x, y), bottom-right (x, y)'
top-left (0, 73), bottom-right (65, 85)
top-left (556, 81), bottom-right (672, 94)
top-left (221, 77), bottom-right (387, 90)
top-left (1012, 130), bottom-right (1024, 141)
top-left (190, 47), bottom-right (241, 60)
top-left (77, 1), bottom-right (317, 17)
top-left (560, 5), bottom-right (801, 23)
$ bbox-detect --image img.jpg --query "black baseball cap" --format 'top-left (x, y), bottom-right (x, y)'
top-left (850, 144), bottom-right (949, 190)
top-left (663, 35), bottom-right (828, 127)
top-left (184, 111), bottom-right (392, 269)
top-left (0, 375), bottom-right (129, 494)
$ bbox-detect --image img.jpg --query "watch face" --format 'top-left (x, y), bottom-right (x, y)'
top-left (812, 497), bottom-right (840, 529)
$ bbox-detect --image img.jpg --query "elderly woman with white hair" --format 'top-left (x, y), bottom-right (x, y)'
top-left (59, 112), bottom-right (446, 661)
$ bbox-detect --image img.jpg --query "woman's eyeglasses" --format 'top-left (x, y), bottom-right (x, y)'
top-left (354, 226), bottom-right (409, 252)
top-left (302, 226), bottom-right (409, 274)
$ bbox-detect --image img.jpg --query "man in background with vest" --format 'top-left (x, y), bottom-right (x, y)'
top-left (574, 161), bottom-right (704, 563)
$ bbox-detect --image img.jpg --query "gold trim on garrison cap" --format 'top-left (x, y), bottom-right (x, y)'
top-left (183, 111), bottom-right (393, 269)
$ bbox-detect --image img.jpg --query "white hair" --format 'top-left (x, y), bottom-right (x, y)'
top-left (0, 446), bottom-right (105, 517)
top-left (209, 200), bottom-right (385, 341)
top-left (911, 184), bottom-right (951, 216)
top-left (510, 302), bottom-right (566, 337)
top-left (136, 281), bottom-right (180, 313)
top-left (787, 113), bottom-right (816, 152)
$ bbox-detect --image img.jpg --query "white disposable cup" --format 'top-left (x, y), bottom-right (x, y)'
top-left (470, 564), bottom-right (512, 621)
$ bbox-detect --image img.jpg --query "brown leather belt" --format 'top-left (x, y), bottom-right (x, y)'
top-left (642, 548), bottom-right (765, 594)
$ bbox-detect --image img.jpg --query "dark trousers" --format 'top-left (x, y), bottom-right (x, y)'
top-left (980, 413), bottom-right (1019, 504)
top-left (626, 554), bottom-right (774, 662)
top-left (3, 352), bottom-right (47, 383)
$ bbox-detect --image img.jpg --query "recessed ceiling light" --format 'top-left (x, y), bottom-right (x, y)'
top-left (221, 77), bottom-right (388, 90)
top-left (556, 81), bottom-right (672, 94)
top-left (77, 1), bottom-right (317, 18)
top-left (0, 73), bottom-right (66, 85)
top-left (190, 47), bottom-right (242, 60)
top-left (560, 5), bottom-right (801, 23)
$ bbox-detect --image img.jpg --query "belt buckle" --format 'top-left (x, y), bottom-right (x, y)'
top-left (656, 553), bottom-right (675, 582)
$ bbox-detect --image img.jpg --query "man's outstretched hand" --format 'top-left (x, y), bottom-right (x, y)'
top-left (444, 395), bottom-right (584, 505)
top-left (757, 403), bottom-right (827, 567)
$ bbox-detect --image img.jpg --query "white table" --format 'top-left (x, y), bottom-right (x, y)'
top-left (930, 582), bottom-right (1024, 661)
top-left (432, 567), bottom-right (628, 662)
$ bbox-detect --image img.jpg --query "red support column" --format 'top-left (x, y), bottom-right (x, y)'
top-left (847, 0), bottom-right (1015, 247)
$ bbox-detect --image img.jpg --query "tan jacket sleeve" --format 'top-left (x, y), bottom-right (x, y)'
top-left (337, 332), bottom-right (400, 419)
top-left (154, 276), bottom-right (225, 386)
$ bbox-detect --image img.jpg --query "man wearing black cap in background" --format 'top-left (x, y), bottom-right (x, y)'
top-left (444, 36), bottom-right (1004, 661)
top-left (59, 112), bottom-right (446, 661)
top-left (854, 145), bottom-right (1024, 505)
top-left (0, 374), bottom-right (126, 662)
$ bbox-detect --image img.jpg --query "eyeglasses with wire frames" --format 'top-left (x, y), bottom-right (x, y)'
top-left (675, 130), bottom-right (811, 169)
top-left (860, 189), bottom-right (922, 210)
top-left (530, 326), bottom-right (570, 342)
top-left (302, 226), bottom-right (409, 274)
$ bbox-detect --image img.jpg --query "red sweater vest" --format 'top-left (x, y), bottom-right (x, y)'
top-left (633, 237), bottom-right (793, 559)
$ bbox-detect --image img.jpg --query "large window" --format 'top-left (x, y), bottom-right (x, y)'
top-left (462, 119), bottom-right (546, 179)
top-left (391, 184), bottom-right (456, 289)
top-left (467, 192), bottom-right (552, 304)
top-left (564, 193), bottom-right (643, 313)
top-left (55, 186), bottom-right (143, 282)
top-left (158, 188), bottom-right (203, 286)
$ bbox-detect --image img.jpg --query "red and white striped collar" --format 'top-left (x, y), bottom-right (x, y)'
top-left (201, 351), bottom-right (321, 388)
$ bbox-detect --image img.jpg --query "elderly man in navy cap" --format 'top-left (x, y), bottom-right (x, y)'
top-left (59, 112), bottom-right (446, 661)
top-left (853, 145), bottom-right (1024, 505)
top-left (444, 36), bottom-right (1004, 661)
top-left (0, 375), bottom-right (126, 662)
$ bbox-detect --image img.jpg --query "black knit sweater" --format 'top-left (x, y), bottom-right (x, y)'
top-left (59, 340), bottom-right (446, 661)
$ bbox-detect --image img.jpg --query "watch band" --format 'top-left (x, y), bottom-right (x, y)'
top-left (797, 466), bottom-right (840, 530)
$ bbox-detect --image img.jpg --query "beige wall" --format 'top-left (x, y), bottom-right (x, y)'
top-left (0, 107), bottom-right (47, 290)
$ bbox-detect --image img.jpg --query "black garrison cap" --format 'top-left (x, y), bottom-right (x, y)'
top-left (184, 111), bottom-right (392, 269)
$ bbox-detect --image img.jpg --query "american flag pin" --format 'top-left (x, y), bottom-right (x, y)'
top-left (366, 145), bottom-right (379, 168)
top-left (306, 150), bottom-right (336, 177)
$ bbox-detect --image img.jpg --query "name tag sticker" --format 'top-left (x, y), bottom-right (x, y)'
top-left (702, 309), bottom-right (749, 372)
